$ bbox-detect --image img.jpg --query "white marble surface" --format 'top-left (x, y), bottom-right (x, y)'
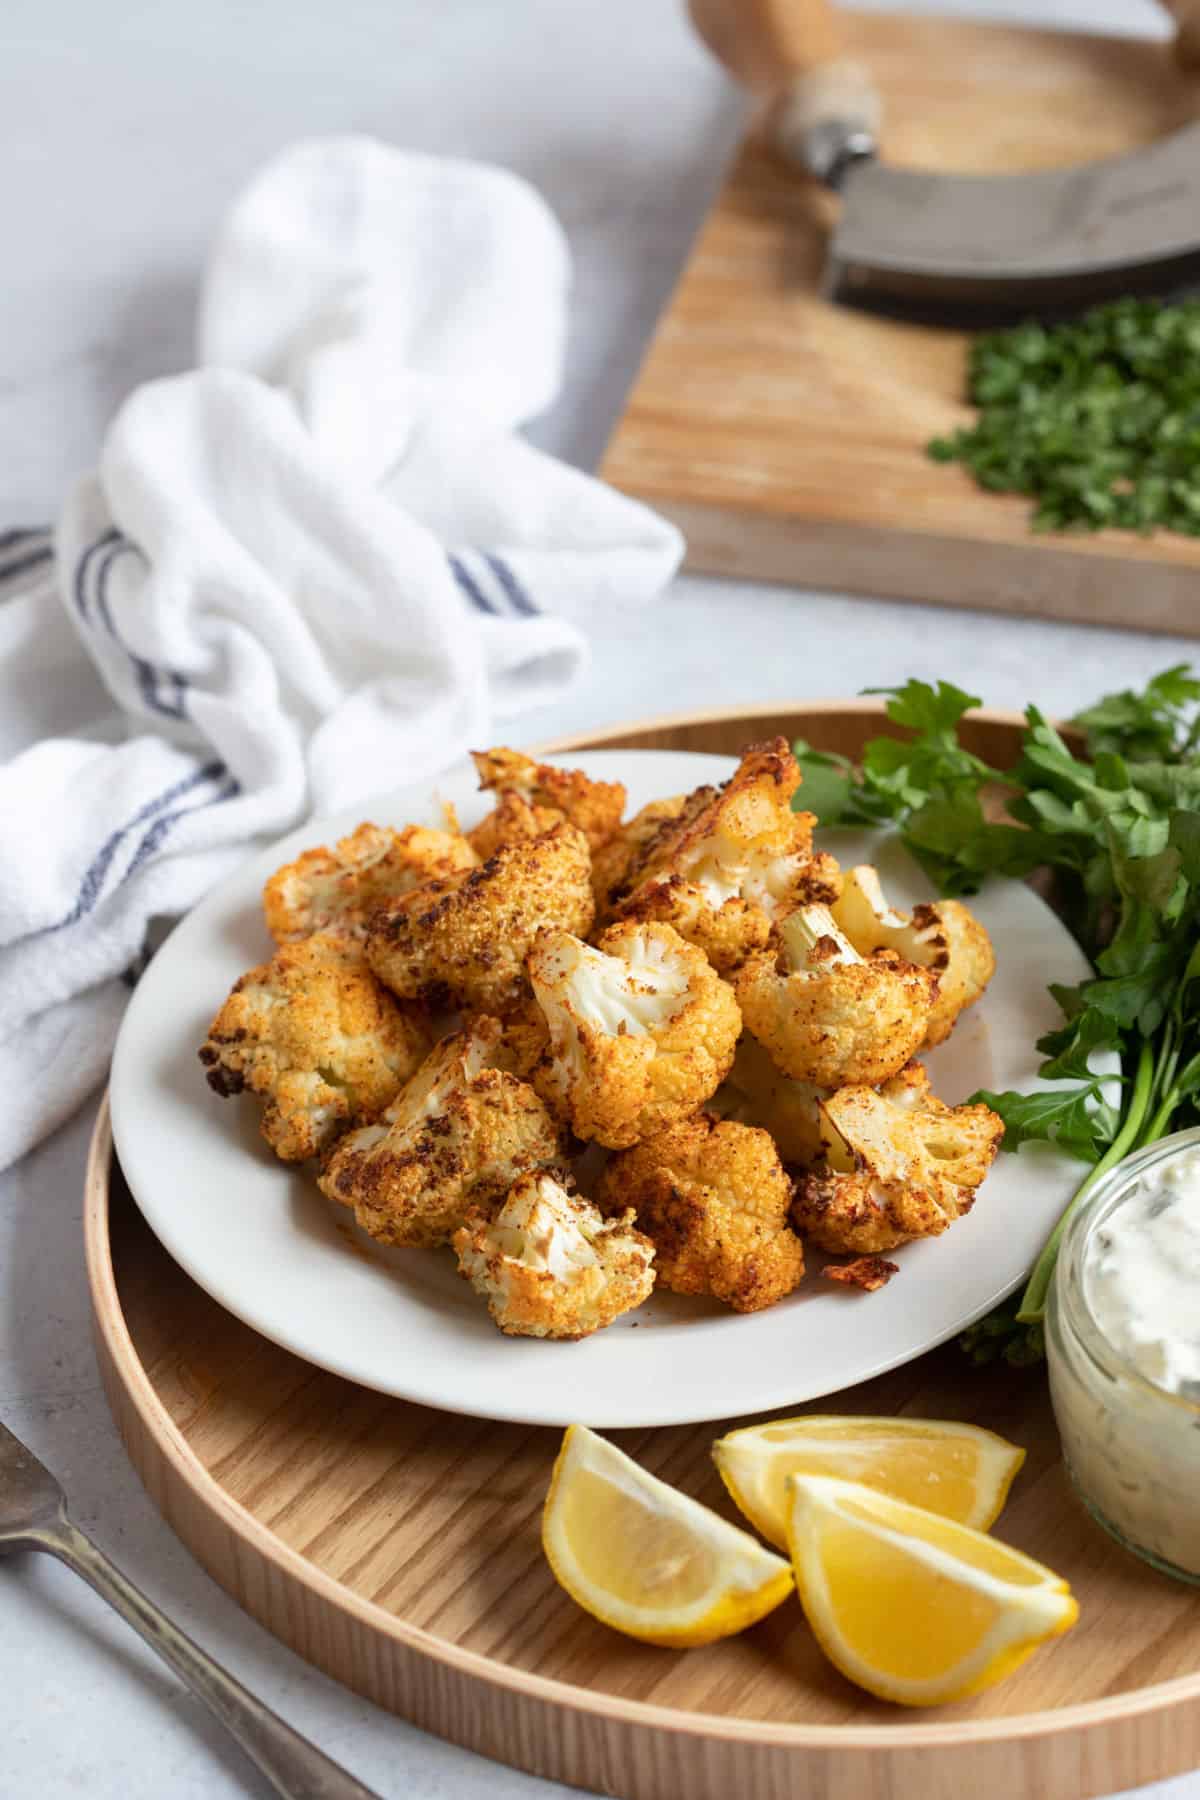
top-left (2, 0), bottom-right (1199, 1796)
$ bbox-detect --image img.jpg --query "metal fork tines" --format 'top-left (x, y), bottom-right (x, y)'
top-left (0, 1417), bottom-right (63, 1542)
top-left (0, 1416), bottom-right (383, 1799)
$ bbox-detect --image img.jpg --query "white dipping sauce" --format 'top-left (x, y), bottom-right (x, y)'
top-left (1047, 1136), bottom-right (1200, 1582)
top-left (1085, 1148), bottom-right (1200, 1398)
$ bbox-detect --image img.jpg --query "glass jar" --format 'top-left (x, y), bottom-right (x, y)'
top-left (1046, 1127), bottom-right (1200, 1585)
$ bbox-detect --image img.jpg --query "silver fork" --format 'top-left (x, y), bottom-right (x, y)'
top-left (0, 1415), bottom-right (384, 1799)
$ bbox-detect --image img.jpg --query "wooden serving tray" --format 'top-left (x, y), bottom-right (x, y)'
top-left (87, 704), bottom-right (1200, 1800)
top-left (600, 14), bottom-right (1200, 634)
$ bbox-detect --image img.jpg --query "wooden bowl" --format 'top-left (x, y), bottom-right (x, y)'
top-left (86, 702), bottom-right (1200, 1800)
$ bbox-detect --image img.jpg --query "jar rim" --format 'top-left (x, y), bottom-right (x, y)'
top-left (1055, 1124), bottom-right (1200, 1415)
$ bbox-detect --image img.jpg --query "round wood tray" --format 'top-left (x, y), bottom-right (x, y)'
top-left (86, 702), bottom-right (1200, 1800)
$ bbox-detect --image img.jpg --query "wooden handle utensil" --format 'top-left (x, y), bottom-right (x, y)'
top-left (688, 0), bottom-right (882, 183)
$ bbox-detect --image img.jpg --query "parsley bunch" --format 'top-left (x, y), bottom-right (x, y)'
top-left (928, 299), bottom-right (1200, 535)
top-left (794, 667), bottom-right (1200, 1364)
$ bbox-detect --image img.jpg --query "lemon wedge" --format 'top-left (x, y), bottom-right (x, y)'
top-left (713, 1415), bottom-right (1025, 1550)
top-left (542, 1424), bottom-right (794, 1647)
top-left (786, 1473), bottom-right (1077, 1706)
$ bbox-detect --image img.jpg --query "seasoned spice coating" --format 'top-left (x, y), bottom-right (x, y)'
top-left (792, 1061), bottom-right (1004, 1255)
top-left (486, 996), bottom-right (551, 1081)
top-left (318, 1017), bottom-right (562, 1248)
top-left (469, 747), bottom-right (626, 854)
top-left (263, 821), bottom-right (477, 944)
top-left (467, 789), bottom-right (562, 862)
top-left (199, 933), bottom-right (430, 1162)
top-left (822, 1256), bottom-right (899, 1292)
top-left (590, 795), bottom-right (687, 920)
top-left (366, 820), bottom-right (595, 1014)
top-left (610, 739), bottom-right (842, 972)
top-left (735, 905), bottom-right (935, 1088)
top-left (596, 1113), bottom-right (804, 1313)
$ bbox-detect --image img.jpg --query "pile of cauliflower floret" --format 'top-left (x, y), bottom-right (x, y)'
top-left (200, 739), bottom-right (1003, 1340)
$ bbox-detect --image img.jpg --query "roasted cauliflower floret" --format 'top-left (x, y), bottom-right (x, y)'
top-left (596, 1114), bottom-right (804, 1313)
top-left (199, 933), bottom-right (431, 1162)
top-left (467, 788), bottom-right (562, 862)
top-left (832, 865), bottom-right (995, 1048)
top-left (733, 905), bottom-right (935, 1088)
top-left (469, 747), bottom-right (626, 854)
top-left (365, 821), bottom-right (595, 1014)
top-left (487, 996), bottom-right (551, 1081)
top-left (317, 1017), bottom-right (561, 1247)
top-left (263, 821), bottom-right (478, 944)
top-left (714, 1032), bottom-right (826, 1167)
top-left (453, 1171), bottom-right (655, 1338)
top-left (526, 921), bottom-right (741, 1149)
top-left (611, 739), bottom-right (842, 973)
top-left (792, 1062), bottom-right (1005, 1255)
top-left (590, 795), bottom-right (688, 919)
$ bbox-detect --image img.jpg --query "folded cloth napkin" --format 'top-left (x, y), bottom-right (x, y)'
top-left (0, 136), bottom-right (684, 1170)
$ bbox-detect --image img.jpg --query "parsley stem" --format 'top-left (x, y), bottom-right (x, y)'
top-left (1150, 1018), bottom-right (1179, 1114)
top-left (1140, 1087), bottom-right (1181, 1151)
top-left (1015, 1039), bottom-right (1155, 1325)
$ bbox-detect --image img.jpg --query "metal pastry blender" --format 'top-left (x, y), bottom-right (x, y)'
top-left (689, 0), bottom-right (1200, 317)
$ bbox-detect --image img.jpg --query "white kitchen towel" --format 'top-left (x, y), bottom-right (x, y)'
top-left (0, 136), bottom-right (684, 1170)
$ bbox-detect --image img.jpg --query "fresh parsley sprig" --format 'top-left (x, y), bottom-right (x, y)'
top-left (794, 667), bottom-right (1200, 1365)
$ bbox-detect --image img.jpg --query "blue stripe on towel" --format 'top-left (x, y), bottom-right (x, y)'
top-left (40, 760), bottom-right (228, 934)
top-left (91, 536), bottom-right (132, 639)
top-left (124, 774), bottom-right (241, 878)
top-left (483, 553), bottom-right (538, 616)
top-left (72, 528), bottom-right (121, 624)
top-left (97, 539), bottom-right (189, 721)
top-left (447, 552), bottom-right (499, 615)
top-left (84, 530), bottom-right (190, 721)
top-left (0, 527), bottom-right (47, 552)
top-left (0, 543), bottom-right (53, 587)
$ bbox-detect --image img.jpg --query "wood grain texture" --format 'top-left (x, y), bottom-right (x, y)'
top-left (600, 14), bottom-right (1200, 634)
top-left (87, 703), bottom-right (1200, 1799)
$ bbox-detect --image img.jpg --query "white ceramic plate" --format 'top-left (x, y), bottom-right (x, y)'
top-left (111, 748), bottom-right (1099, 1429)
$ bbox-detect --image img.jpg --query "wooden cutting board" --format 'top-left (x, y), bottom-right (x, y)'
top-left (600, 13), bottom-right (1200, 634)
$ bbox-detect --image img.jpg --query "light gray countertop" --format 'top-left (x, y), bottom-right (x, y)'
top-left (2, 1), bottom-right (1198, 1796)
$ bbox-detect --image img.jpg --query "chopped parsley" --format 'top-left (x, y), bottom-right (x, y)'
top-left (928, 299), bottom-right (1200, 535)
